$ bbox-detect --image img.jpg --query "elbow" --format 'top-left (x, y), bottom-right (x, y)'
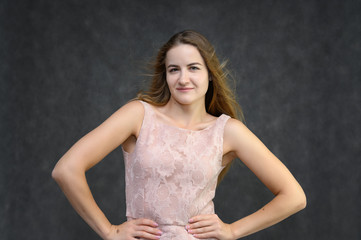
top-left (52, 160), bottom-right (84, 185)
top-left (51, 164), bottom-right (64, 183)
top-left (279, 187), bottom-right (307, 213)
top-left (293, 189), bottom-right (307, 212)
top-left (51, 162), bottom-right (74, 184)
top-left (299, 191), bottom-right (307, 210)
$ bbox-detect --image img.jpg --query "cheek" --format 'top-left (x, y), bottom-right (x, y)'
top-left (204, 83), bottom-right (210, 93)
top-left (202, 77), bottom-right (209, 91)
top-left (166, 73), bottom-right (175, 86)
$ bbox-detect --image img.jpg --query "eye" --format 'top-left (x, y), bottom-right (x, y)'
top-left (169, 68), bottom-right (179, 73)
top-left (189, 66), bottom-right (200, 71)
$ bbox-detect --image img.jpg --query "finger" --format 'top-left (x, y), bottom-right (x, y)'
top-left (135, 229), bottom-right (162, 240)
top-left (192, 232), bottom-right (215, 239)
top-left (187, 225), bottom-right (214, 234)
top-left (189, 214), bottom-right (214, 223)
top-left (188, 219), bottom-right (214, 229)
top-left (135, 218), bottom-right (159, 227)
top-left (135, 225), bottom-right (162, 236)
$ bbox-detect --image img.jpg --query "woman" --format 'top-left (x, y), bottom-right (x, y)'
top-left (52, 30), bottom-right (306, 240)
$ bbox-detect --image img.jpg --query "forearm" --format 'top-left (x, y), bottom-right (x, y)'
top-left (52, 166), bottom-right (111, 239)
top-left (230, 191), bottom-right (306, 239)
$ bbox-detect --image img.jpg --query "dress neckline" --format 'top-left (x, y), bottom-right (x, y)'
top-left (143, 101), bottom-right (224, 133)
top-left (155, 114), bottom-right (224, 133)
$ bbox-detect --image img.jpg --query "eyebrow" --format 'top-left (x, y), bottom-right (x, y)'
top-left (167, 62), bottom-right (203, 68)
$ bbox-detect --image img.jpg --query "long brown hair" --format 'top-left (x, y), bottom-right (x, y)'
top-left (136, 30), bottom-right (244, 183)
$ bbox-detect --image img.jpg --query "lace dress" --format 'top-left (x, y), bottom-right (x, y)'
top-left (123, 101), bottom-right (230, 239)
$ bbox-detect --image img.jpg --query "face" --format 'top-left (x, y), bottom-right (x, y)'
top-left (165, 44), bottom-right (209, 106)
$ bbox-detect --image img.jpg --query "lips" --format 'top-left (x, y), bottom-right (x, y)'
top-left (176, 87), bottom-right (194, 92)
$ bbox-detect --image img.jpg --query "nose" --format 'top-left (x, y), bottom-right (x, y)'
top-left (178, 70), bottom-right (189, 85)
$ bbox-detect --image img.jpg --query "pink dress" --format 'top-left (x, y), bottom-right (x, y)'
top-left (123, 101), bottom-right (230, 239)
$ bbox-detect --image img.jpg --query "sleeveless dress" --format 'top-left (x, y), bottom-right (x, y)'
top-left (122, 101), bottom-right (231, 239)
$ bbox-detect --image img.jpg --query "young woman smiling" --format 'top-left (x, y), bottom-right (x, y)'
top-left (52, 30), bottom-right (306, 240)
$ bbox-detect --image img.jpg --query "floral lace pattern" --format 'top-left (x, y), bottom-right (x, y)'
top-left (123, 101), bottom-right (230, 239)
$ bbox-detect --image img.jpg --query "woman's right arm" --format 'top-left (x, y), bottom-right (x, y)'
top-left (52, 101), bottom-right (162, 240)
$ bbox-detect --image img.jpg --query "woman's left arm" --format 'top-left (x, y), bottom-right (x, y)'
top-left (187, 118), bottom-right (306, 239)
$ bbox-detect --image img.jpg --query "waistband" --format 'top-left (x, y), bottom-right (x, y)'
top-left (127, 217), bottom-right (217, 240)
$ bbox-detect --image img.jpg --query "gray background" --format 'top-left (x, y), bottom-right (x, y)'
top-left (1, 0), bottom-right (360, 239)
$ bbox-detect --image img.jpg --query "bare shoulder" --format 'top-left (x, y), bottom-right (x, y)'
top-left (224, 118), bottom-right (249, 143)
top-left (224, 117), bottom-right (245, 131)
top-left (116, 100), bottom-right (144, 116)
top-left (223, 118), bottom-right (260, 156)
top-left (111, 100), bottom-right (145, 136)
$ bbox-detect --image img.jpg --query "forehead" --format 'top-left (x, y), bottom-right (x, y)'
top-left (165, 44), bottom-right (205, 65)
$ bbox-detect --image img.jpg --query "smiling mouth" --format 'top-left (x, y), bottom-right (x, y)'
top-left (176, 88), bottom-right (193, 91)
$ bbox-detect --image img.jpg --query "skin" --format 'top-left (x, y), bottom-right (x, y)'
top-left (52, 44), bottom-right (306, 239)
top-left (137, 43), bottom-right (217, 129)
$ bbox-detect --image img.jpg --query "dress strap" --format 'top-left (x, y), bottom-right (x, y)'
top-left (214, 114), bottom-right (231, 163)
top-left (217, 114), bottom-right (231, 132)
top-left (132, 100), bottom-right (156, 144)
top-left (138, 100), bottom-right (155, 123)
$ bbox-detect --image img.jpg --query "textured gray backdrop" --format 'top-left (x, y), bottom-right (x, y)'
top-left (1, 0), bottom-right (360, 239)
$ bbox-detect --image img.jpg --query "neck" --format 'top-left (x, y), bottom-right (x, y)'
top-left (162, 98), bottom-right (208, 127)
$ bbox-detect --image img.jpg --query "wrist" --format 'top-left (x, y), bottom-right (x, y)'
top-left (99, 223), bottom-right (113, 240)
top-left (229, 222), bottom-right (238, 240)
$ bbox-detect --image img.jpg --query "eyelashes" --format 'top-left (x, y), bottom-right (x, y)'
top-left (168, 66), bottom-right (200, 73)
